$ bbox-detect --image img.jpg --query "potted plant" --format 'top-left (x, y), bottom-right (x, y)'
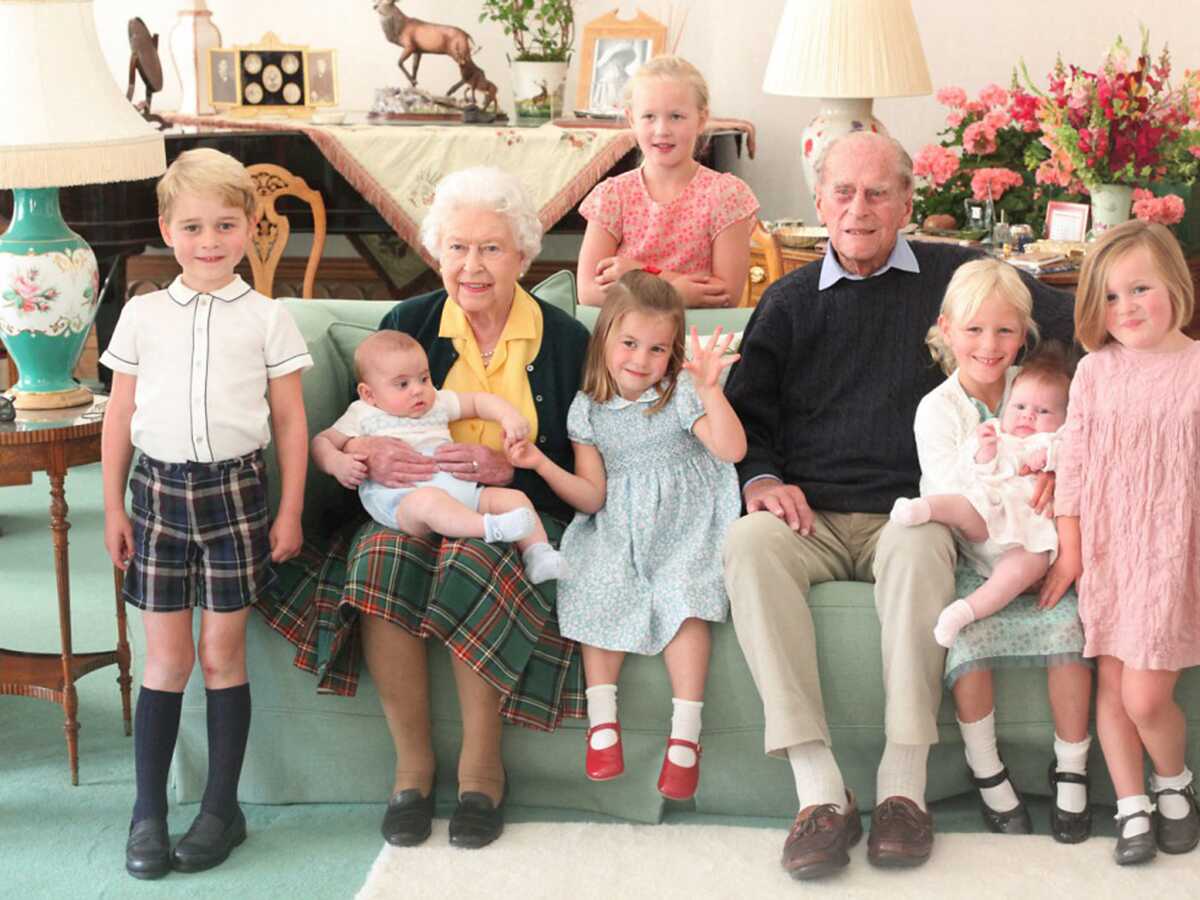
top-left (479, 0), bottom-right (575, 119)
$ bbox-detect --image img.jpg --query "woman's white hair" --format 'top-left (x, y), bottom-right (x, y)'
top-left (419, 167), bottom-right (543, 272)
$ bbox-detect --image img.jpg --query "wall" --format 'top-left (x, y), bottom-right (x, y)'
top-left (93, 1), bottom-right (1200, 227)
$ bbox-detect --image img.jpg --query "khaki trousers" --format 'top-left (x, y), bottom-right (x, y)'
top-left (722, 510), bottom-right (956, 756)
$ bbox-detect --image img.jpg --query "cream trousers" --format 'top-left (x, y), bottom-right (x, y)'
top-left (722, 510), bottom-right (956, 756)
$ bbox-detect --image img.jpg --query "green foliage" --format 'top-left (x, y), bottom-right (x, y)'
top-left (479, 0), bottom-right (575, 62)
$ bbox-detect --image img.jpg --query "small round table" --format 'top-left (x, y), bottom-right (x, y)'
top-left (0, 396), bottom-right (132, 785)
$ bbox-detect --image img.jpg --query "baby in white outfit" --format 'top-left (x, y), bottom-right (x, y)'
top-left (892, 358), bottom-right (1071, 647)
top-left (312, 330), bottom-right (566, 584)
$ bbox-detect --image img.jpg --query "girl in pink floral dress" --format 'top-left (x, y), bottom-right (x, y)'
top-left (577, 56), bottom-right (759, 309)
top-left (1045, 220), bottom-right (1200, 866)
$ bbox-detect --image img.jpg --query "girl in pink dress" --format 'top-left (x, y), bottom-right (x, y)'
top-left (1044, 220), bottom-right (1200, 866)
top-left (577, 56), bottom-right (759, 309)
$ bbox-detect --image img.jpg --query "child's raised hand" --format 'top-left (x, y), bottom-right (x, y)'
top-left (505, 435), bottom-right (544, 470)
top-left (681, 325), bottom-right (740, 388)
top-left (330, 451), bottom-right (369, 488)
top-left (501, 413), bottom-right (530, 442)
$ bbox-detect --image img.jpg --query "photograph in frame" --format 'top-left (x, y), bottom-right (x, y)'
top-left (1044, 201), bottom-right (1090, 242)
top-left (208, 48), bottom-right (239, 107)
top-left (305, 49), bottom-right (338, 107)
top-left (576, 10), bottom-right (667, 115)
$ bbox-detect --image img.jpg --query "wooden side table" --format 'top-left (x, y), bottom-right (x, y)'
top-left (0, 396), bottom-right (132, 785)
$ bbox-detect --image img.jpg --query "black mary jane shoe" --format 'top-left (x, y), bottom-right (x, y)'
top-left (1152, 784), bottom-right (1200, 854)
top-left (1048, 761), bottom-right (1092, 844)
top-left (970, 766), bottom-right (1032, 835)
top-left (171, 808), bottom-right (246, 872)
top-left (448, 786), bottom-right (506, 849)
top-left (1114, 810), bottom-right (1157, 865)
top-left (126, 817), bottom-right (171, 880)
top-left (381, 788), bottom-right (436, 847)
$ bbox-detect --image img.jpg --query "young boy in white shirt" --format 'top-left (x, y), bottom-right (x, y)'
top-left (100, 148), bottom-right (312, 880)
top-left (311, 329), bottom-right (566, 583)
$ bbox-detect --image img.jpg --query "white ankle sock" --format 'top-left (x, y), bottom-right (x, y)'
top-left (890, 497), bottom-right (932, 527)
top-left (787, 740), bottom-right (846, 812)
top-left (585, 684), bottom-right (618, 750)
top-left (1116, 795), bottom-right (1153, 837)
top-left (876, 741), bottom-right (930, 811)
top-left (958, 712), bottom-right (1018, 812)
top-left (934, 599), bottom-right (976, 648)
top-left (1151, 767), bottom-right (1194, 819)
top-left (482, 507), bottom-right (536, 543)
top-left (668, 699), bottom-right (703, 766)
top-left (1052, 734), bottom-right (1091, 814)
top-left (521, 542), bottom-right (567, 584)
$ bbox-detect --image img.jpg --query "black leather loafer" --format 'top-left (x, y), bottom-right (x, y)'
top-left (1048, 761), bottom-right (1092, 844)
top-left (970, 766), bottom-right (1032, 834)
top-left (448, 790), bottom-right (505, 849)
top-left (126, 817), bottom-right (171, 880)
top-left (1114, 810), bottom-right (1157, 865)
top-left (381, 789), bottom-right (436, 847)
top-left (1153, 784), bottom-right (1200, 854)
top-left (171, 808), bottom-right (246, 872)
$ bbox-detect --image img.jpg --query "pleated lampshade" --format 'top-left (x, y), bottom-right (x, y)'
top-left (0, 0), bottom-right (165, 189)
top-left (763, 0), bottom-right (932, 99)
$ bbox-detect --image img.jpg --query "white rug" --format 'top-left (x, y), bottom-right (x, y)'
top-left (357, 820), bottom-right (1197, 899)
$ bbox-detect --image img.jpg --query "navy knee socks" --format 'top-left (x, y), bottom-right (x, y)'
top-left (200, 683), bottom-right (252, 825)
top-left (131, 686), bottom-right (184, 826)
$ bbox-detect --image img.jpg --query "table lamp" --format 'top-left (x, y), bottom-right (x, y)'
top-left (763, 0), bottom-right (931, 196)
top-left (0, 0), bottom-right (166, 410)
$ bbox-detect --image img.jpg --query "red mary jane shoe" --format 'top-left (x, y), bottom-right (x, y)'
top-left (585, 722), bottom-right (624, 781)
top-left (657, 738), bottom-right (702, 800)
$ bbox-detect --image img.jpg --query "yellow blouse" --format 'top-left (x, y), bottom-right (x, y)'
top-left (439, 285), bottom-right (543, 450)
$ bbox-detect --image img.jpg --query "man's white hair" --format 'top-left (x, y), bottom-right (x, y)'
top-left (813, 131), bottom-right (914, 193)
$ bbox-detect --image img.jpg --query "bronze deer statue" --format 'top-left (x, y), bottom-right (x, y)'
top-left (374, 0), bottom-right (476, 87)
top-left (447, 58), bottom-right (499, 112)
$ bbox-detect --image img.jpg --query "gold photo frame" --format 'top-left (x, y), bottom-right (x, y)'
top-left (207, 33), bottom-right (337, 117)
top-left (575, 10), bottom-right (667, 115)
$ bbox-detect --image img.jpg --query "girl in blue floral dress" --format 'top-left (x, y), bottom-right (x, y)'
top-left (506, 270), bottom-right (744, 801)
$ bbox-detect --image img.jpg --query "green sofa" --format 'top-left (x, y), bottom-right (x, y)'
top-left (172, 275), bottom-right (1196, 823)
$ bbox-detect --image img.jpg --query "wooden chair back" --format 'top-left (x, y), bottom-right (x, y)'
top-left (245, 164), bottom-right (327, 298)
top-left (740, 219), bottom-right (784, 307)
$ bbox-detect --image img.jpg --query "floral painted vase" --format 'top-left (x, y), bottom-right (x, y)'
top-left (0, 188), bottom-right (100, 407)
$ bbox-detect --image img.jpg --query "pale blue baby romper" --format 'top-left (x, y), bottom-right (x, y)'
top-left (557, 372), bottom-right (741, 654)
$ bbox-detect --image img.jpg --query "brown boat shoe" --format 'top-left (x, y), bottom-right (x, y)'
top-left (867, 795), bottom-right (934, 868)
top-left (781, 790), bottom-right (863, 881)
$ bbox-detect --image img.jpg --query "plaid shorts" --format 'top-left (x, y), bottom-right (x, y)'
top-left (123, 451), bottom-right (275, 613)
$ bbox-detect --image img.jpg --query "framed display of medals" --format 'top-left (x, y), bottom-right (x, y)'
top-left (207, 32), bottom-right (338, 117)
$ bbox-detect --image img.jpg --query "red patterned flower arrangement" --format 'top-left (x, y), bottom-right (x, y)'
top-left (1028, 29), bottom-right (1200, 188)
top-left (914, 80), bottom-right (1082, 228)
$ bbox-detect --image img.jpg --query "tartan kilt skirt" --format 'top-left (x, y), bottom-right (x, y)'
top-left (260, 512), bottom-right (585, 732)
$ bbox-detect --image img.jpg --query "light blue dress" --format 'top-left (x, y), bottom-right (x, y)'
top-left (557, 373), bottom-right (741, 654)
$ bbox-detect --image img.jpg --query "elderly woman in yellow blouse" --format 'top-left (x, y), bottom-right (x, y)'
top-left (307, 167), bottom-right (587, 849)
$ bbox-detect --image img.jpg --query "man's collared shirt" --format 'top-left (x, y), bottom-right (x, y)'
top-left (100, 275), bottom-right (313, 463)
top-left (817, 233), bottom-right (921, 290)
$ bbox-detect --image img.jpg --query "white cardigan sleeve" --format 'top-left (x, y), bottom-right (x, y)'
top-left (913, 382), bottom-right (984, 497)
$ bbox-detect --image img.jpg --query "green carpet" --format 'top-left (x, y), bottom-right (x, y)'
top-left (1, 464), bottom-right (1114, 898)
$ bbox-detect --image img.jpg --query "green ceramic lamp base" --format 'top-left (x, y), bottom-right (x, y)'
top-left (0, 187), bottom-right (101, 410)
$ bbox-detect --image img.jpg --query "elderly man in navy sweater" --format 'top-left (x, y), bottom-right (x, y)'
top-left (723, 131), bottom-right (1073, 879)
